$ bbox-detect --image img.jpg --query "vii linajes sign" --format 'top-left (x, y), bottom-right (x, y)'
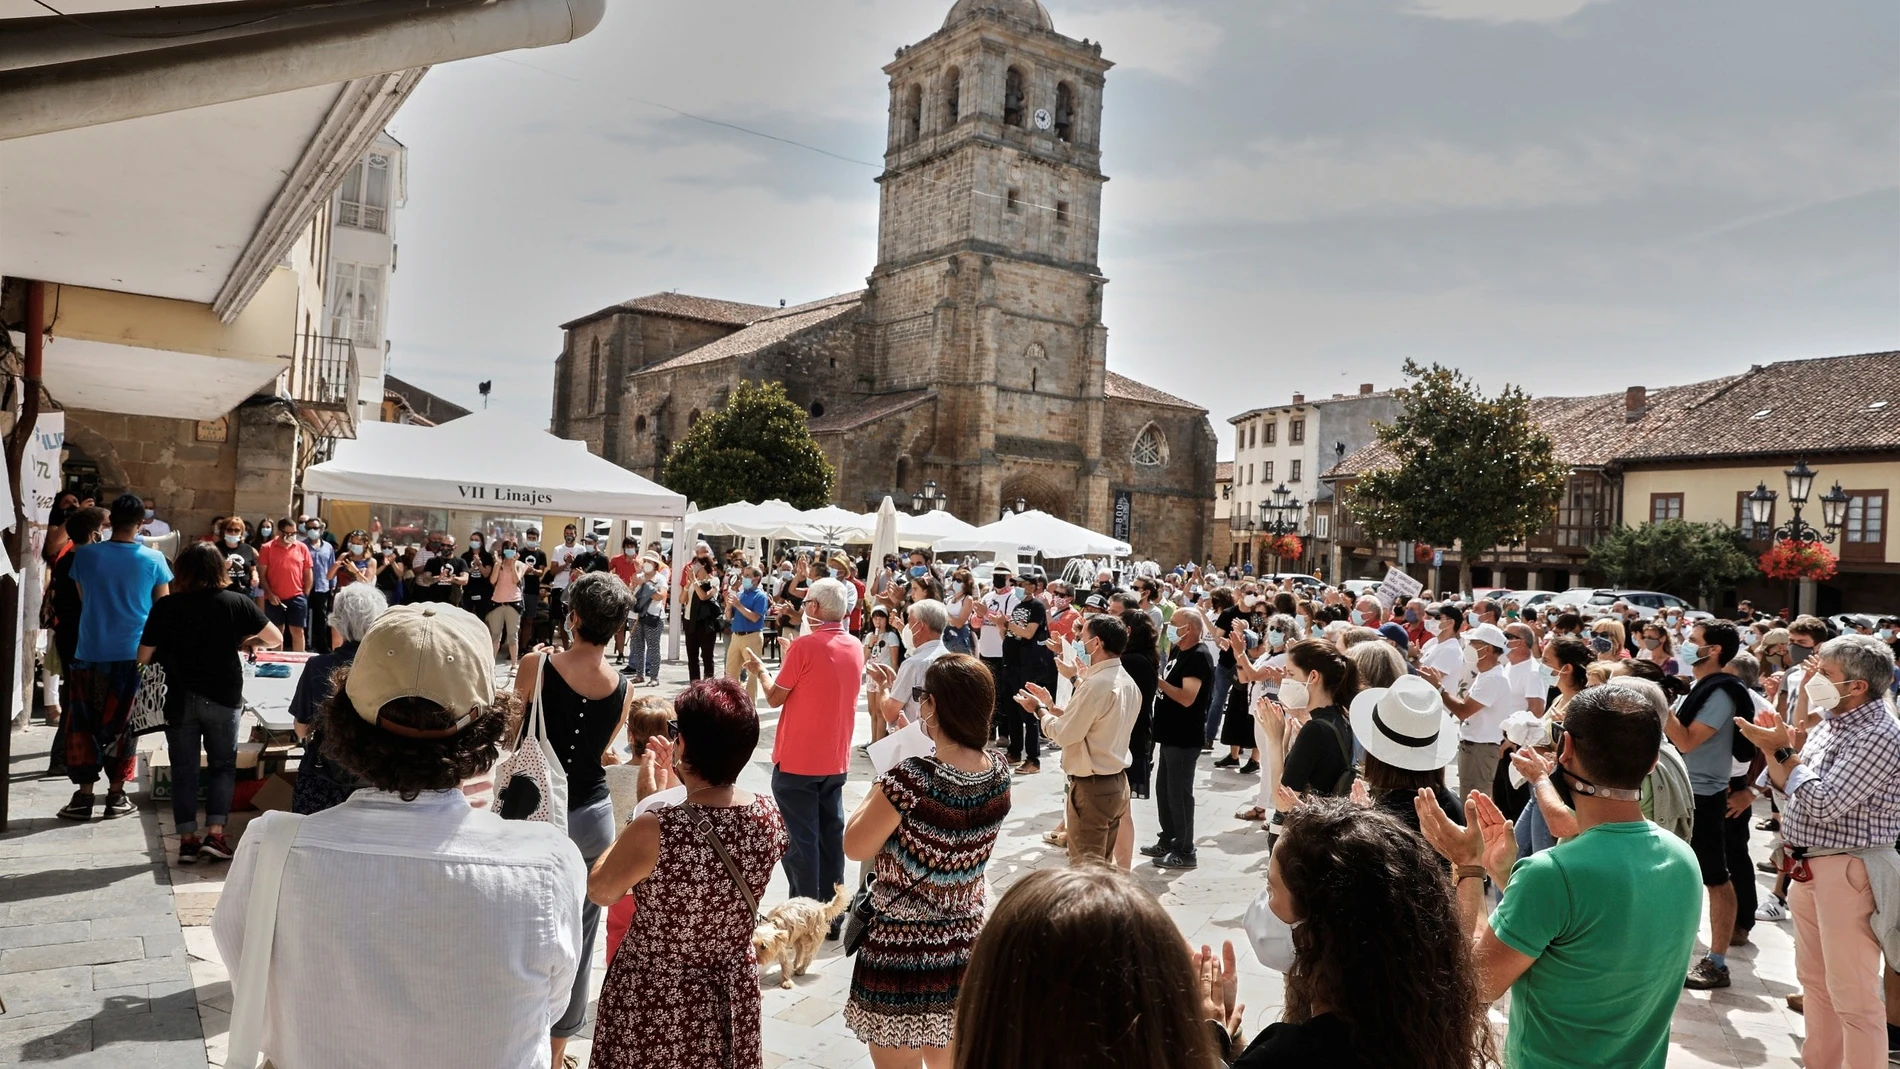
top-left (456, 484), bottom-right (556, 508)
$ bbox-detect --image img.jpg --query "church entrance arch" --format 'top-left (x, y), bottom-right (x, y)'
top-left (999, 471), bottom-right (1069, 522)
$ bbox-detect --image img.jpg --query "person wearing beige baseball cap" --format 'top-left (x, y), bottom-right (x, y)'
top-left (212, 602), bottom-right (587, 1069)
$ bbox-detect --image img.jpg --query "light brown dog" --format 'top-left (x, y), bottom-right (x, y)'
top-left (753, 883), bottom-right (850, 988)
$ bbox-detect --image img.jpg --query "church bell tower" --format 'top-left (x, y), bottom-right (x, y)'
top-left (864, 0), bottom-right (1116, 530)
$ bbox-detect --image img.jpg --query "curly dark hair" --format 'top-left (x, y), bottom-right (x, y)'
top-left (320, 666), bottom-right (515, 801)
top-left (1275, 799), bottom-right (1495, 1069)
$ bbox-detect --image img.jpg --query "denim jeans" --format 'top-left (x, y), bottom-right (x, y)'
top-left (772, 767), bottom-right (846, 901)
top-left (1205, 664), bottom-right (1232, 744)
top-left (164, 691), bottom-right (240, 835)
top-left (1153, 744), bottom-right (1200, 857)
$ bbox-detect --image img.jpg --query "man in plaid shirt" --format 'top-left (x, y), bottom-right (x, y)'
top-left (1736, 634), bottom-right (1900, 1069)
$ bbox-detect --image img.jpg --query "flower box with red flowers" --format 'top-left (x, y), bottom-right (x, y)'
top-left (1266, 534), bottom-right (1304, 560)
top-left (1758, 539), bottom-right (1837, 582)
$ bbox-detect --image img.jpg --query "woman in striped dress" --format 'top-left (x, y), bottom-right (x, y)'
top-left (843, 653), bottom-right (1012, 1068)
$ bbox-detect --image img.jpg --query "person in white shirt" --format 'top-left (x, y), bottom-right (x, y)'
top-left (866, 598), bottom-right (952, 731)
top-left (137, 497), bottom-right (172, 538)
top-left (975, 565), bottom-right (1023, 742)
top-left (1501, 622), bottom-right (1548, 716)
top-left (1427, 622), bottom-right (1519, 800)
top-left (213, 604), bottom-right (586, 1069)
top-left (546, 524), bottom-right (581, 646)
top-left (1419, 604), bottom-right (1468, 697)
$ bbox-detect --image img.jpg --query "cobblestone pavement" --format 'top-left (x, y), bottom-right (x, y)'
top-left (3, 659), bottom-right (1811, 1068)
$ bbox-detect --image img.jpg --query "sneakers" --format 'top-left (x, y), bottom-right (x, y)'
top-left (1238, 760), bottom-right (1261, 775)
top-left (1756, 859), bottom-right (1779, 874)
top-left (1755, 899), bottom-right (1790, 922)
top-left (199, 833), bottom-right (234, 861)
top-left (101, 791), bottom-right (134, 818)
top-left (1756, 816), bottom-right (1779, 831)
top-left (1213, 755), bottom-right (1239, 769)
top-left (177, 837), bottom-right (201, 865)
top-left (1139, 842), bottom-right (1174, 858)
top-left (1152, 851), bottom-right (1199, 870)
top-left (1684, 956), bottom-right (1731, 990)
top-left (55, 790), bottom-right (95, 821)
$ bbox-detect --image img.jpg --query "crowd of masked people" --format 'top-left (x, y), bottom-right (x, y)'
top-left (33, 496), bottom-right (1900, 1069)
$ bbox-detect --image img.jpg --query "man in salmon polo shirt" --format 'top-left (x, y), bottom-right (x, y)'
top-left (746, 577), bottom-right (863, 923)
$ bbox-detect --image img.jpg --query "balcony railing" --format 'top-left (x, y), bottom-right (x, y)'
top-left (289, 333), bottom-right (360, 441)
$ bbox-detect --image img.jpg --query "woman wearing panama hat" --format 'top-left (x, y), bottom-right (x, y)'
top-left (1348, 673), bottom-right (1466, 840)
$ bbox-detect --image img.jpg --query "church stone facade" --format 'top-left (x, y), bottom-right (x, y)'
top-left (551, 0), bottom-right (1216, 563)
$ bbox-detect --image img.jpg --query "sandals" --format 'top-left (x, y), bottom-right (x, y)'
top-left (1042, 830), bottom-right (1067, 847)
top-left (1234, 805), bottom-right (1267, 821)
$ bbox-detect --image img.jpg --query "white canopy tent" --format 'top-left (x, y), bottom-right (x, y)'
top-left (305, 410), bottom-right (693, 656)
top-left (686, 498), bottom-right (812, 540)
top-left (305, 410), bottom-right (689, 520)
top-left (933, 509), bottom-right (1132, 560)
top-left (891, 509), bottom-right (978, 548)
top-left (794, 505), bottom-right (874, 545)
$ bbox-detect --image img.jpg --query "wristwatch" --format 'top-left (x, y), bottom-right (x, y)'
top-left (1774, 746), bottom-right (1797, 763)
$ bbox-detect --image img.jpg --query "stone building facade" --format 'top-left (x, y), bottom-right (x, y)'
top-left (550, 0), bottom-right (1217, 563)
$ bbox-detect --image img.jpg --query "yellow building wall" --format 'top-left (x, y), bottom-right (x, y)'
top-left (1622, 460), bottom-right (1898, 563)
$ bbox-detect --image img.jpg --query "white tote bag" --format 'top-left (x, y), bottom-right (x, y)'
top-left (225, 812), bottom-right (306, 1069)
top-left (494, 652), bottom-right (569, 831)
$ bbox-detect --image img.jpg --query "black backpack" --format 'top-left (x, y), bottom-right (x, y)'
top-left (1324, 716), bottom-right (1358, 797)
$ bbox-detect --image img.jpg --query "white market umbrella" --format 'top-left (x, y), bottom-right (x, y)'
top-left (933, 509), bottom-right (1132, 560)
top-left (870, 496), bottom-right (900, 566)
top-left (794, 505), bottom-right (874, 545)
top-left (898, 509), bottom-right (977, 547)
top-left (686, 498), bottom-right (810, 540)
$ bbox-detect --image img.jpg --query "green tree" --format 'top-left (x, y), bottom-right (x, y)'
top-left (1347, 360), bottom-right (1570, 596)
top-left (1586, 520), bottom-right (1758, 604)
top-left (662, 380), bottom-right (835, 509)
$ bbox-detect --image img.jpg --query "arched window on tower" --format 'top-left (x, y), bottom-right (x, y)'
top-left (944, 67), bottom-right (961, 126)
top-left (1132, 423), bottom-right (1169, 468)
top-left (587, 338), bottom-right (601, 411)
top-left (1054, 82), bottom-right (1075, 142)
top-left (904, 84), bottom-right (922, 143)
top-left (1004, 66), bottom-right (1026, 128)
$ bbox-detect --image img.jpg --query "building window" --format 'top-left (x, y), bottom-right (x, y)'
top-left (1054, 81), bottom-right (1075, 141)
top-left (904, 84), bottom-right (923, 142)
top-left (1289, 419), bottom-right (1305, 444)
top-left (586, 339), bottom-right (601, 412)
top-left (1290, 459), bottom-right (1302, 482)
top-left (689, 408), bottom-right (701, 426)
top-left (1842, 490), bottom-right (1887, 561)
top-left (1004, 66), bottom-right (1027, 127)
top-left (634, 414), bottom-right (647, 434)
top-left (1248, 424), bottom-right (1256, 449)
top-left (1735, 490), bottom-right (1774, 544)
top-left (1315, 514), bottom-right (1330, 539)
top-left (945, 67), bottom-right (961, 125)
top-left (1007, 188), bottom-right (1021, 212)
top-left (1264, 421), bottom-right (1277, 445)
top-left (336, 153), bottom-right (391, 231)
top-left (1649, 493), bottom-right (1684, 522)
top-left (810, 401), bottom-right (826, 418)
top-left (1055, 201), bottom-right (1070, 225)
top-left (327, 262), bottom-right (382, 348)
top-left (1131, 424), bottom-right (1168, 467)
top-left (1263, 461), bottom-right (1274, 482)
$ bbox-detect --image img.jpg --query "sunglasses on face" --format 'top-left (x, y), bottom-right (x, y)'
top-left (664, 720), bottom-right (680, 740)
top-left (911, 686), bottom-right (928, 704)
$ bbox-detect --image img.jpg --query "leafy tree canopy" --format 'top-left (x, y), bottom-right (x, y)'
top-left (662, 380), bottom-right (835, 510)
top-left (1348, 360), bottom-right (1571, 594)
top-left (1587, 520), bottom-right (1758, 603)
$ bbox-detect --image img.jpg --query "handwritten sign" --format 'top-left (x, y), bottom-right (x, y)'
top-left (1377, 565), bottom-right (1422, 610)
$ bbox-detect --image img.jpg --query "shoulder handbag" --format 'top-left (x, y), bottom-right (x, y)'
top-left (224, 812), bottom-right (307, 1069)
top-left (1325, 715), bottom-right (1358, 797)
top-left (841, 869), bottom-right (929, 957)
top-left (127, 662), bottom-right (171, 737)
top-left (495, 653), bottom-right (570, 831)
top-left (693, 804), bottom-right (759, 923)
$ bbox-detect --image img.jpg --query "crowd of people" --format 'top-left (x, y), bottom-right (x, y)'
top-left (33, 492), bottom-right (1900, 1068)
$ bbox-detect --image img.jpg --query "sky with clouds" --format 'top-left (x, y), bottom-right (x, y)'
top-left (381, 0), bottom-right (1898, 458)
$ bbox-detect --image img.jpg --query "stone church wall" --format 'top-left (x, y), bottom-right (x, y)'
top-left (1104, 398), bottom-right (1217, 564)
top-left (817, 401), bottom-right (940, 513)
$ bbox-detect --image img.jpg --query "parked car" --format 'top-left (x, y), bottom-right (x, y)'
top-left (1504, 589), bottom-right (1563, 609)
top-left (1340, 579), bottom-right (1383, 598)
top-left (1257, 572), bottom-right (1324, 589)
top-left (1594, 589), bottom-right (1695, 619)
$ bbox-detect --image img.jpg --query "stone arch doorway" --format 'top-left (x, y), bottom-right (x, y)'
top-left (999, 472), bottom-right (1068, 522)
top-left (61, 414), bottom-right (130, 499)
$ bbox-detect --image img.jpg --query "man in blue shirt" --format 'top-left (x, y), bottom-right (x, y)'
top-left (62, 493), bottom-right (172, 821)
top-left (723, 564), bottom-right (770, 703)
top-left (1665, 620), bottom-right (1751, 989)
top-left (304, 518), bottom-right (337, 653)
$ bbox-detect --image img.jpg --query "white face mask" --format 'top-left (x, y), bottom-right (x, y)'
top-left (1804, 673), bottom-right (1844, 714)
top-left (1462, 642), bottom-right (1480, 670)
top-left (1244, 885), bottom-right (1299, 973)
top-left (901, 625), bottom-right (918, 651)
top-left (1278, 678), bottom-right (1310, 709)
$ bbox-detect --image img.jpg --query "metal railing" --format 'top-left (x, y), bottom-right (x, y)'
top-left (289, 333), bottom-right (360, 439)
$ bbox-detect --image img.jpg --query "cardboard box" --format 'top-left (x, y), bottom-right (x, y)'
top-left (250, 770), bottom-right (298, 812)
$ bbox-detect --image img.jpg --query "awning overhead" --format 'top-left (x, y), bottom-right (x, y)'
top-left (305, 410), bottom-right (687, 518)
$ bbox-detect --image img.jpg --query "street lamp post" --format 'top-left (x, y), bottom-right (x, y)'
top-left (1259, 483), bottom-right (1303, 576)
top-left (910, 479), bottom-right (944, 515)
top-left (1746, 458), bottom-right (1850, 615)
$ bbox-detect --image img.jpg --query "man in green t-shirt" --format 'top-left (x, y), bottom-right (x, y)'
top-left (1417, 684), bottom-right (1703, 1069)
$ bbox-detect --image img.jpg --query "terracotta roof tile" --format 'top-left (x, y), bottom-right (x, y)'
top-left (637, 292), bottom-right (866, 374)
top-left (560, 292), bottom-right (778, 330)
top-left (1216, 461), bottom-right (1233, 482)
top-left (1105, 371), bottom-right (1205, 412)
top-left (807, 390), bottom-right (935, 434)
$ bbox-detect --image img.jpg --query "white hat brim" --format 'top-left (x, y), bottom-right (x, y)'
top-left (1349, 680), bottom-right (1461, 772)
